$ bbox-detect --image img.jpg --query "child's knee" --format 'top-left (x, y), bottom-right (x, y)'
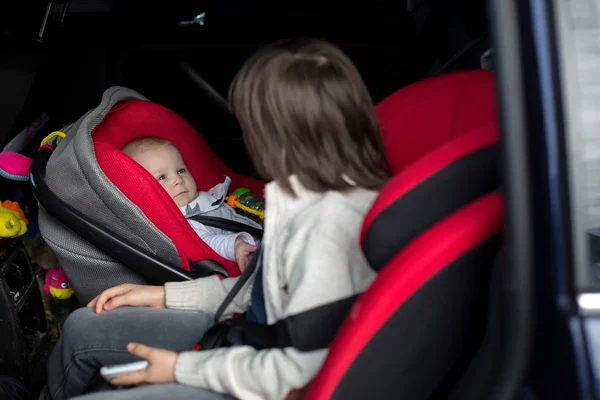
top-left (61, 307), bottom-right (97, 339)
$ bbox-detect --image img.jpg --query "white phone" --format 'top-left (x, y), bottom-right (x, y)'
top-left (99, 360), bottom-right (149, 381)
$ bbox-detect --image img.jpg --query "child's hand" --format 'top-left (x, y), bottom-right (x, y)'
top-left (110, 343), bottom-right (177, 386)
top-left (87, 284), bottom-right (166, 314)
top-left (234, 237), bottom-right (257, 271)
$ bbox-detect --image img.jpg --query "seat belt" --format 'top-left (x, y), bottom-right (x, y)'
top-left (236, 294), bottom-right (359, 351)
top-left (185, 215), bottom-right (263, 278)
top-left (186, 215), bottom-right (263, 238)
top-left (214, 245), bottom-right (263, 323)
top-left (197, 244), bottom-right (359, 352)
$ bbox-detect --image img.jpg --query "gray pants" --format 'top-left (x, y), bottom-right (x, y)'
top-left (47, 306), bottom-right (233, 400)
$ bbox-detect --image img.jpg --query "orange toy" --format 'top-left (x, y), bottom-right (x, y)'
top-left (0, 200), bottom-right (29, 238)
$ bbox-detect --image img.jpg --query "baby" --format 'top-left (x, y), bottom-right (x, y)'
top-left (121, 137), bottom-right (257, 270)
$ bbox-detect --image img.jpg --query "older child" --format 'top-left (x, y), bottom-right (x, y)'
top-left (47, 38), bottom-right (390, 400)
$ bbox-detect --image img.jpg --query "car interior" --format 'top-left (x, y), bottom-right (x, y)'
top-left (0, 1), bottom-right (534, 399)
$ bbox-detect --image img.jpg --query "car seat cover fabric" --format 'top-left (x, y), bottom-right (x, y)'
top-left (306, 71), bottom-right (500, 399)
top-left (92, 99), bottom-right (264, 193)
top-left (94, 142), bottom-right (227, 271)
top-left (375, 69), bottom-right (495, 174)
top-left (40, 87), bottom-right (186, 303)
top-left (308, 194), bottom-right (502, 399)
top-left (307, 136), bottom-right (501, 399)
top-left (92, 97), bottom-right (265, 276)
top-left (362, 123), bottom-right (497, 239)
top-left (39, 86), bottom-right (264, 303)
top-left (361, 125), bottom-right (498, 270)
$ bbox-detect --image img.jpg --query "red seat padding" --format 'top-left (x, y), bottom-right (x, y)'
top-left (306, 70), bottom-right (501, 399)
top-left (362, 124), bottom-right (497, 270)
top-left (92, 99), bottom-right (264, 275)
top-left (375, 70), bottom-right (495, 174)
top-left (93, 100), bottom-right (264, 193)
top-left (307, 128), bottom-right (501, 399)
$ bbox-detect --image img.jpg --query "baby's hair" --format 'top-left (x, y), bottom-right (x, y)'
top-left (121, 136), bottom-right (174, 157)
top-left (229, 38), bottom-right (390, 196)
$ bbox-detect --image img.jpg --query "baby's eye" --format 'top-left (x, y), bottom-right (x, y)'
top-left (157, 174), bottom-right (166, 181)
top-left (177, 168), bottom-right (186, 175)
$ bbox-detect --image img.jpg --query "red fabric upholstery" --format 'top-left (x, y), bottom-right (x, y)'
top-left (361, 123), bottom-right (497, 240)
top-left (306, 70), bottom-right (500, 399)
top-left (308, 194), bottom-right (502, 399)
top-left (307, 126), bottom-right (500, 399)
top-left (375, 70), bottom-right (495, 174)
top-left (92, 100), bottom-right (265, 276)
top-left (93, 100), bottom-right (264, 193)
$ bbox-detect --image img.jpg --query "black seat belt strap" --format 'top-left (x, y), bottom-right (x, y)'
top-left (199, 290), bottom-right (359, 352)
top-left (197, 241), bottom-right (360, 352)
top-left (242, 294), bottom-right (359, 351)
top-left (213, 246), bottom-right (262, 323)
top-left (185, 216), bottom-right (262, 279)
top-left (187, 215), bottom-right (263, 238)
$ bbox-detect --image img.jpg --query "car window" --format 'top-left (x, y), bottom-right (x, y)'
top-left (554, 0), bottom-right (600, 292)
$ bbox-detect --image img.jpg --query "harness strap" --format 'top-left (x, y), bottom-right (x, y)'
top-left (189, 217), bottom-right (357, 352)
top-left (199, 291), bottom-right (359, 352)
top-left (186, 215), bottom-right (263, 238)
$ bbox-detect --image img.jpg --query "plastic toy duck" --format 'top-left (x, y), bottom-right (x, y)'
top-left (44, 265), bottom-right (74, 300)
top-left (0, 200), bottom-right (28, 238)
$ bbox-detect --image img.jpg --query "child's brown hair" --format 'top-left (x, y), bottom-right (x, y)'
top-left (229, 38), bottom-right (390, 195)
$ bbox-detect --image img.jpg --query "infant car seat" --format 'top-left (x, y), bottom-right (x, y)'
top-left (33, 87), bottom-right (264, 304)
top-left (304, 70), bottom-right (501, 399)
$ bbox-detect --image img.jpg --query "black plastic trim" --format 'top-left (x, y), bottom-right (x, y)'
top-left (487, 0), bottom-right (536, 398)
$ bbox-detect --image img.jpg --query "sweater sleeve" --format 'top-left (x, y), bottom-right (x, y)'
top-left (172, 233), bottom-right (373, 400)
top-left (165, 275), bottom-right (253, 317)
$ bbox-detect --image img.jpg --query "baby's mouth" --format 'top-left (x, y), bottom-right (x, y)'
top-left (174, 191), bottom-right (187, 198)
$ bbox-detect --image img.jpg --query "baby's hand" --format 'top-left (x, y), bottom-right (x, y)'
top-left (234, 237), bottom-right (257, 271)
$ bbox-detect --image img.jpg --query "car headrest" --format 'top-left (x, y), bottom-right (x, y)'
top-left (375, 70), bottom-right (496, 174)
top-left (91, 99), bottom-right (264, 193)
top-left (89, 99), bottom-right (264, 275)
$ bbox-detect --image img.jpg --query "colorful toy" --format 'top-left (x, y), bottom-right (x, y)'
top-left (0, 200), bottom-right (28, 238)
top-left (0, 129), bottom-right (65, 183)
top-left (44, 265), bottom-right (74, 300)
top-left (226, 188), bottom-right (265, 222)
top-left (0, 151), bottom-right (32, 181)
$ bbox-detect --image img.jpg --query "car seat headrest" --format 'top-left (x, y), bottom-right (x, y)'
top-left (91, 99), bottom-right (263, 193)
top-left (375, 70), bottom-right (496, 174)
top-left (361, 124), bottom-right (498, 271)
top-left (87, 98), bottom-right (264, 276)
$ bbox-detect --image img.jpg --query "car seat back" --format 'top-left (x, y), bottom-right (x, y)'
top-left (92, 97), bottom-right (264, 274)
top-left (38, 86), bottom-right (264, 304)
top-left (376, 69), bottom-right (495, 174)
top-left (306, 70), bottom-right (500, 399)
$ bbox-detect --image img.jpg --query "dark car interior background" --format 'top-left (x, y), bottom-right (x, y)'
top-left (0, 0), bottom-right (501, 398)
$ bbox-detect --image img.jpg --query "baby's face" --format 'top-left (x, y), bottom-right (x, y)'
top-left (131, 145), bottom-right (198, 207)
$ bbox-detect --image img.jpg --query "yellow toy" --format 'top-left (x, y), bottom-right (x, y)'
top-left (0, 200), bottom-right (28, 238)
top-left (44, 265), bottom-right (74, 300)
top-left (226, 188), bottom-right (265, 221)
